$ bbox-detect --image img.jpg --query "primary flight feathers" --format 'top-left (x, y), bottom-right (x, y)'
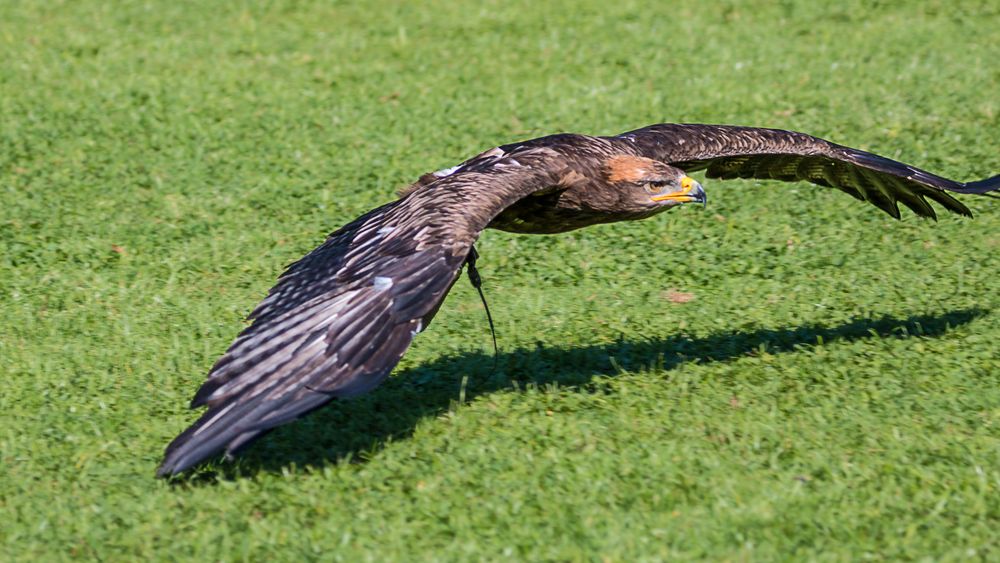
top-left (158, 123), bottom-right (998, 476)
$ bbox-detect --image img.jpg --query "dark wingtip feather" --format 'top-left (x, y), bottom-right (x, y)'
top-left (877, 197), bottom-right (902, 220)
top-left (959, 174), bottom-right (1000, 195)
top-left (923, 189), bottom-right (973, 218)
top-left (895, 192), bottom-right (938, 221)
top-left (156, 454), bottom-right (192, 478)
top-left (190, 380), bottom-right (222, 408)
top-left (157, 409), bottom-right (222, 477)
top-left (157, 396), bottom-right (262, 477)
top-left (157, 422), bottom-right (250, 478)
top-left (157, 432), bottom-right (204, 477)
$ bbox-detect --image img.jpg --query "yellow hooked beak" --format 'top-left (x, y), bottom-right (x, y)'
top-left (650, 176), bottom-right (706, 204)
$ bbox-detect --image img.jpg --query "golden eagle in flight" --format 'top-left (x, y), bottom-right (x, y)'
top-left (158, 123), bottom-right (999, 476)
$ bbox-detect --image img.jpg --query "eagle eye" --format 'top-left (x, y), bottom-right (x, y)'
top-left (643, 180), bottom-right (671, 193)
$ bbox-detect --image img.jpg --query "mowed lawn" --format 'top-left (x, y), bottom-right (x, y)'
top-left (2, 0), bottom-right (999, 559)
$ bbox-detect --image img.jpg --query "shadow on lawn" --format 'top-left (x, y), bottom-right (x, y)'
top-left (194, 308), bottom-right (985, 482)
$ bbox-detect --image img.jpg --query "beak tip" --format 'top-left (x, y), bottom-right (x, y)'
top-left (693, 182), bottom-right (707, 207)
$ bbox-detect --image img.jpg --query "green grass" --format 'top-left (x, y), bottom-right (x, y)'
top-left (2, 0), bottom-right (999, 559)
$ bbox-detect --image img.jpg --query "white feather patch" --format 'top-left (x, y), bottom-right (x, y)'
top-left (432, 165), bottom-right (461, 178)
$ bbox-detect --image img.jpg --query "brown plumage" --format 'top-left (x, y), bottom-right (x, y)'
top-left (158, 123), bottom-right (999, 476)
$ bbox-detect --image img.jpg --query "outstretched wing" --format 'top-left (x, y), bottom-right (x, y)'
top-left (617, 123), bottom-right (1000, 219)
top-left (158, 146), bottom-right (565, 476)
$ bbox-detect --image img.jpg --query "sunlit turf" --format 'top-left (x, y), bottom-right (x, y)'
top-left (2, 0), bottom-right (998, 559)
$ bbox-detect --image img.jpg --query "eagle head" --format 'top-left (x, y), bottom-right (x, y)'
top-left (604, 155), bottom-right (706, 210)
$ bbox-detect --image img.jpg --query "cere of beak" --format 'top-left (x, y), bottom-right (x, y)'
top-left (651, 176), bottom-right (706, 205)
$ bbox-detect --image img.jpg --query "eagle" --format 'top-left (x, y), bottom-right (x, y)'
top-left (158, 123), bottom-right (999, 476)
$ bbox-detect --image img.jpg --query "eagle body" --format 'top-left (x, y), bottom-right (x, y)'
top-left (157, 123), bottom-right (999, 477)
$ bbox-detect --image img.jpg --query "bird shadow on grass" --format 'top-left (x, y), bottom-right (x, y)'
top-left (186, 308), bottom-right (986, 483)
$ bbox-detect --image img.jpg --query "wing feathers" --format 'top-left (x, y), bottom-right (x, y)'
top-left (620, 124), bottom-right (994, 218)
top-left (160, 155), bottom-right (559, 476)
top-left (962, 174), bottom-right (1000, 194)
